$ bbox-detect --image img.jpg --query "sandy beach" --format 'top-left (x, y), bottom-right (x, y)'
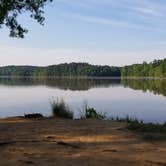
top-left (0, 118), bottom-right (166, 166)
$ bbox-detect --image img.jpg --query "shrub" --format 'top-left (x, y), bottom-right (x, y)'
top-left (110, 116), bottom-right (166, 141)
top-left (50, 98), bottom-right (73, 119)
top-left (80, 102), bottom-right (106, 120)
top-left (127, 120), bottom-right (166, 141)
top-left (128, 121), bottom-right (166, 133)
top-left (112, 116), bottom-right (141, 123)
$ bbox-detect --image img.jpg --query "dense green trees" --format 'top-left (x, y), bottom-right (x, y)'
top-left (121, 59), bottom-right (166, 77)
top-left (46, 63), bottom-right (121, 77)
top-left (0, 59), bottom-right (165, 77)
top-left (0, 63), bottom-right (121, 77)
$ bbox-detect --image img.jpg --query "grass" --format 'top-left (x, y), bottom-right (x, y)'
top-left (27, 98), bottom-right (166, 141)
top-left (128, 121), bottom-right (166, 133)
top-left (115, 116), bottom-right (166, 141)
top-left (50, 98), bottom-right (73, 119)
top-left (110, 116), bottom-right (166, 141)
top-left (50, 99), bottom-right (106, 120)
top-left (128, 120), bottom-right (166, 141)
top-left (80, 102), bottom-right (106, 120)
top-left (111, 115), bottom-right (141, 123)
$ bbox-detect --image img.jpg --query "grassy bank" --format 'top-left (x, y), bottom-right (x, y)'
top-left (23, 99), bottom-right (166, 141)
top-left (127, 120), bottom-right (166, 141)
top-left (109, 116), bottom-right (166, 141)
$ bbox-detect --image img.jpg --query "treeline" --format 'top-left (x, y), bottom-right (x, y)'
top-left (121, 59), bottom-right (166, 77)
top-left (0, 63), bottom-right (121, 77)
top-left (0, 59), bottom-right (165, 77)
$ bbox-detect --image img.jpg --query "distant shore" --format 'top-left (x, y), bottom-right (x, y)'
top-left (0, 75), bottom-right (166, 79)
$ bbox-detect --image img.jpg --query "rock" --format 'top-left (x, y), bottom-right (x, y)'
top-left (24, 113), bottom-right (44, 119)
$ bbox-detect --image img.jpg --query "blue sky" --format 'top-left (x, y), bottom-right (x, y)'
top-left (0, 0), bottom-right (166, 66)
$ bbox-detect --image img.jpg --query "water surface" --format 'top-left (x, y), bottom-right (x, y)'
top-left (0, 77), bottom-right (166, 123)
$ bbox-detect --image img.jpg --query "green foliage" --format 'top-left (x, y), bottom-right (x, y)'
top-left (111, 115), bottom-right (140, 123)
top-left (0, 0), bottom-right (53, 38)
top-left (121, 59), bottom-right (166, 77)
top-left (50, 98), bottom-right (73, 119)
top-left (128, 121), bottom-right (166, 133)
top-left (111, 116), bottom-right (166, 141)
top-left (142, 133), bottom-right (166, 141)
top-left (128, 120), bottom-right (166, 141)
top-left (0, 59), bottom-right (165, 77)
top-left (0, 63), bottom-right (121, 77)
top-left (46, 63), bottom-right (121, 77)
top-left (80, 103), bottom-right (106, 120)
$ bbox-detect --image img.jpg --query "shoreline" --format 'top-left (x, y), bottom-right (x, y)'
top-left (0, 76), bottom-right (166, 79)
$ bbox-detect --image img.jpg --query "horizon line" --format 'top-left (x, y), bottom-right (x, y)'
top-left (0, 58), bottom-right (164, 68)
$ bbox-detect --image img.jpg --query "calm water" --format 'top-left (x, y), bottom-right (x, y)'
top-left (0, 77), bottom-right (166, 123)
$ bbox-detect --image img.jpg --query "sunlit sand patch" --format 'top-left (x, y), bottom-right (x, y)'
top-left (44, 135), bottom-right (116, 143)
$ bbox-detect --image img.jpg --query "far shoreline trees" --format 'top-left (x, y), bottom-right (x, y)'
top-left (0, 59), bottom-right (165, 77)
top-left (121, 59), bottom-right (166, 77)
top-left (0, 63), bottom-right (121, 77)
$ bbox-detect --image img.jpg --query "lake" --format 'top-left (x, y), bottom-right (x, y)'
top-left (0, 77), bottom-right (166, 123)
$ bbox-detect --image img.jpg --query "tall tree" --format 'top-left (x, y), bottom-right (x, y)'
top-left (0, 0), bottom-right (52, 38)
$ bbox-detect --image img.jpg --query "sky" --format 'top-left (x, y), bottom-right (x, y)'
top-left (0, 0), bottom-right (166, 66)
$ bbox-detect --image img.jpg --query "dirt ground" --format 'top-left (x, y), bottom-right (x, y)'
top-left (0, 118), bottom-right (166, 166)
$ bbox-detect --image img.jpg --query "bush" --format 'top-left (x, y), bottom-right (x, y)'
top-left (110, 115), bottom-right (141, 123)
top-left (50, 98), bottom-right (73, 119)
top-left (128, 121), bottom-right (166, 133)
top-left (110, 116), bottom-right (166, 141)
top-left (80, 103), bottom-right (106, 120)
top-left (127, 120), bottom-right (166, 141)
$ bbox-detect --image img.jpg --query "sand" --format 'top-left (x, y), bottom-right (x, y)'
top-left (0, 118), bottom-right (166, 166)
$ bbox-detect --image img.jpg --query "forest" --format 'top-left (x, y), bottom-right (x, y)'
top-left (0, 59), bottom-right (165, 77)
top-left (121, 59), bottom-right (166, 77)
top-left (0, 63), bottom-right (121, 77)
